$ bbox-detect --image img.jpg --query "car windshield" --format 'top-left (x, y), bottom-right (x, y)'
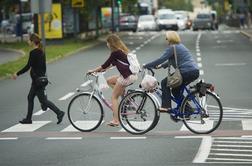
top-left (158, 14), bottom-right (175, 20)
top-left (197, 14), bottom-right (211, 19)
top-left (120, 16), bottom-right (136, 22)
top-left (139, 16), bottom-right (154, 22)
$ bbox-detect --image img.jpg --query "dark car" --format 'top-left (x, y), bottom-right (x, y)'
top-left (192, 13), bottom-right (214, 31)
top-left (119, 15), bottom-right (137, 32)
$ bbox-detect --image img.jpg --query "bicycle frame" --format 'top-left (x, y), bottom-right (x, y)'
top-left (152, 84), bottom-right (204, 118)
top-left (79, 73), bottom-right (113, 111)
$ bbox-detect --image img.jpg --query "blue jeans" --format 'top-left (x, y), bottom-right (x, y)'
top-left (161, 70), bottom-right (199, 108)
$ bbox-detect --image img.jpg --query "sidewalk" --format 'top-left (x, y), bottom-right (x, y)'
top-left (0, 48), bottom-right (25, 65)
top-left (240, 28), bottom-right (252, 39)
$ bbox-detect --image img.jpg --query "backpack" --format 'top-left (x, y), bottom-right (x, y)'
top-left (117, 53), bottom-right (141, 74)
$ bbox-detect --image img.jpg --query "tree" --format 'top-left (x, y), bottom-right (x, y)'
top-left (158, 0), bottom-right (193, 11)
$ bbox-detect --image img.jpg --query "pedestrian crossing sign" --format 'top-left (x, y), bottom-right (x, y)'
top-left (72, 0), bottom-right (84, 8)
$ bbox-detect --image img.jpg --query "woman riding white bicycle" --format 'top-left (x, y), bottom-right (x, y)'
top-left (87, 34), bottom-right (138, 127)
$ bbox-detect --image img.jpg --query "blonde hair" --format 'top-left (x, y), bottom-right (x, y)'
top-left (165, 31), bottom-right (181, 44)
top-left (106, 34), bottom-right (129, 54)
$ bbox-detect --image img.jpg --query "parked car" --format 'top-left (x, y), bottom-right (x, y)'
top-left (156, 11), bottom-right (178, 30)
top-left (137, 15), bottom-right (158, 31)
top-left (119, 15), bottom-right (137, 32)
top-left (0, 19), bottom-right (15, 34)
top-left (192, 13), bottom-right (214, 31)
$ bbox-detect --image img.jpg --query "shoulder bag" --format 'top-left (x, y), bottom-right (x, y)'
top-left (167, 45), bottom-right (183, 88)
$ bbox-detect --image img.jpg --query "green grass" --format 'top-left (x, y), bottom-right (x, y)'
top-left (0, 38), bottom-right (98, 79)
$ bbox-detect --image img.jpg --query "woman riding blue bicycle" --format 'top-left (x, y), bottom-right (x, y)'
top-left (143, 31), bottom-right (199, 113)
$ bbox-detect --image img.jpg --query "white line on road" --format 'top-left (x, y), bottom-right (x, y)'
top-left (0, 137), bottom-right (18, 140)
top-left (46, 137), bottom-right (82, 140)
top-left (209, 153), bottom-right (252, 157)
top-left (33, 110), bottom-right (46, 116)
top-left (197, 57), bottom-right (202, 61)
top-left (211, 148), bottom-right (252, 152)
top-left (198, 63), bottom-right (202, 68)
top-left (2, 121), bottom-right (51, 132)
top-left (193, 136), bottom-right (212, 163)
top-left (59, 92), bottom-right (75, 101)
top-left (199, 70), bottom-right (204, 75)
top-left (110, 137), bottom-right (146, 140)
top-left (215, 63), bottom-right (246, 66)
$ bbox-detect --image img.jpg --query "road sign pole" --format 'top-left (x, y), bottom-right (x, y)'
top-left (39, 0), bottom-right (46, 52)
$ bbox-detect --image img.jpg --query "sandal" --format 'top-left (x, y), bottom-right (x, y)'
top-left (107, 121), bottom-right (119, 127)
top-left (158, 107), bottom-right (171, 113)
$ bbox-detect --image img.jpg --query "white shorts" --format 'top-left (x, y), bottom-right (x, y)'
top-left (117, 74), bottom-right (138, 86)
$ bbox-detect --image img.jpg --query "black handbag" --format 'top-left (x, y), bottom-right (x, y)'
top-left (35, 76), bottom-right (49, 88)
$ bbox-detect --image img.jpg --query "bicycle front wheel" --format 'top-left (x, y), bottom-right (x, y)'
top-left (119, 91), bottom-right (159, 135)
top-left (181, 91), bottom-right (223, 134)
top-left (67, 93), bottom-right (104, 132)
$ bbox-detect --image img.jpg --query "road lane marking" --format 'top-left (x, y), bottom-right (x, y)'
top-left (242, 119), bottom-right (252, 130)
top-left (110, 137), bottom-right (146, 140)
top-left (61, 120), bottom-right (104, 132)
top-left (0, 137), bottom-right (18, 140)
top-left (193, 136), bottom-right (212, 163)
top-left (46, 137), bottom-right (82, 140)
top-left (33, 110), bottom-right (46, 116)
top-left (207, 158), bottom-right (252, 162)
top-left (200, 70), bottom-right (204, 75)
top-left (197, 57), bottom-right (202, 61)
top-left (59, 92), bottom-right (75, 101)
top-left (215, 63), bottom-right (246, 66)
top-left (1, 121), bottom-right (51, 132)
top-left (209, 152), bottom-right (252, 157)
top-left (198, 63), bottom-right (202, 68)
top-left (180, 120), bottom-right (213, 131)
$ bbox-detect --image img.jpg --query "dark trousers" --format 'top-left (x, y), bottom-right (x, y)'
top-left (161, 70), bottom-right (199, 108)
top-left (26, 84), bottom-right (61, 120)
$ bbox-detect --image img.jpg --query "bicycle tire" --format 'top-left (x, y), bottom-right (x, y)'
top-left (67, 93), bottom-right (104, 132)
top-left (119, 90), bottom-right (159, 135)
top-left (181, 90), bottom-right (223, 134)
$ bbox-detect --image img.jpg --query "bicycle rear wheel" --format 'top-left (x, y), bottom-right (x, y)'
top-left (181, 91), bottom-right (223, 134)
top-left (119, 91), bottom-right (159, 135)
top-left (67, 93), bottom-right (104, 132)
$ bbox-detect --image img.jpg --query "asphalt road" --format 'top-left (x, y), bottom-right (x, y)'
top-left (0, 29), bottom-right (252, 166)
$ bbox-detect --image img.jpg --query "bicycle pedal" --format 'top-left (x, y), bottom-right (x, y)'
top-left (170, 115), bottom-right (180, 123)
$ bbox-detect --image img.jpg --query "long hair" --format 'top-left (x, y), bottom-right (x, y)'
top-left (29, 33), bottom-right (43, 51)
top-left (106, 34), bottom-right (129, 54)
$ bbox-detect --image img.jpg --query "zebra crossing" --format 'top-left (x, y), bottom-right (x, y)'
top-left (193, 136), bottom-right (252, 164)
top-left (1, 106), bottom-right (252, 139)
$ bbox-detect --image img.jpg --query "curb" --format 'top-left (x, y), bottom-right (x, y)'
top-left (240, 30), bottom-right (252, 39)
top-left (0, 48), bottom-right (26, 57)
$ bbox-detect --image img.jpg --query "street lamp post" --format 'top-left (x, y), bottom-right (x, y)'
top-left (111, 0), bottom-right (115, 32)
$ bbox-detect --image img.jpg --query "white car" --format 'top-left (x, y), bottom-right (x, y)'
top-left (137, 15), bottom-right (158, 31)
top-left (174, 11), bottom-right (189, 30)
top-left (156, 11), bottom-right (178, 30)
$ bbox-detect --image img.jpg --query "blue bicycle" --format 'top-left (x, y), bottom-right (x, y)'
top-left (118, 69), bottom-right (223, 135)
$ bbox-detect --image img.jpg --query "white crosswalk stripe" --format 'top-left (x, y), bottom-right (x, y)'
top-left (1, 121), bottom-right (51, 132)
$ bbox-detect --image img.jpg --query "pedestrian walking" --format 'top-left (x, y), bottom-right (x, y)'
top-left (12, 33), bottom-right (65, 124)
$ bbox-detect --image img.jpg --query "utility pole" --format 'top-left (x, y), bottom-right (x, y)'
top-left (19, 0), bottom-right (23, 41)
top-left (111, 0), bottom-right (115, 32)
